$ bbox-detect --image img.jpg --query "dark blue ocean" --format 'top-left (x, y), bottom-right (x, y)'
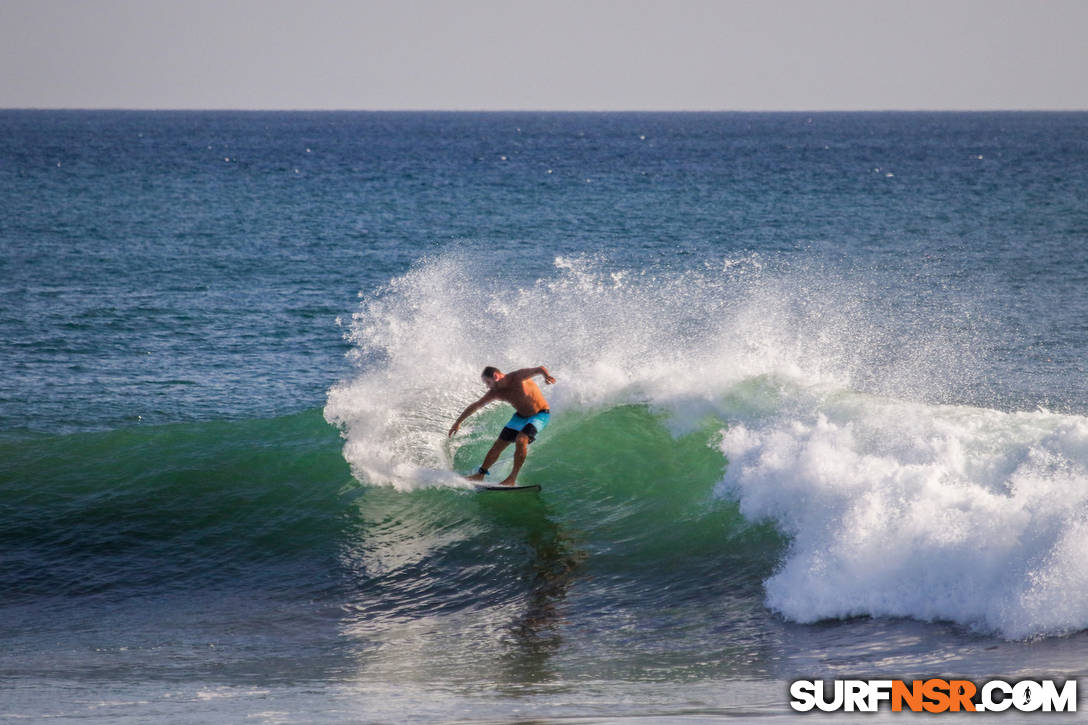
top-left (2, 111), bottom-right (1088, 722)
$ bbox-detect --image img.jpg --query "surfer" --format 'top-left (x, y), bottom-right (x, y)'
top-left (448, 366), bottom-right (556, 486)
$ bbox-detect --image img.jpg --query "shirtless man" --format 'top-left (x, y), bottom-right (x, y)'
top-left (448, 365), bottom-right (556, 486)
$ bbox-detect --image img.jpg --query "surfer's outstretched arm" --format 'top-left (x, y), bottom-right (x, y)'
top-left (448, 392), bottom-right (496, 437)
top-left (508, 366), bottom-right (557, 385)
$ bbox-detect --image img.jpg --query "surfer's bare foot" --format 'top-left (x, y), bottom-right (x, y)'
top-left (498, 477), bottom-right (517, 486)
top-left (466, 472), bottom-right (485, 482)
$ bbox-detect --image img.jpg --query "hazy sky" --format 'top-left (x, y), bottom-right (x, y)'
top-left (2, 0), bottom-right (1086, 110)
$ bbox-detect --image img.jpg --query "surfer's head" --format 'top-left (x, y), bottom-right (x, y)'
top-left (481, 366), bottom-right (502, 388)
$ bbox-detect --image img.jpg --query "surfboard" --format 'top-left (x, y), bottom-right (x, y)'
top-left (474, 484), bottom-right (541, 492)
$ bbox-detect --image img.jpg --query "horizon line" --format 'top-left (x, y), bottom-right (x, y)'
top-left (3, 106), bottom-right (1087, 114)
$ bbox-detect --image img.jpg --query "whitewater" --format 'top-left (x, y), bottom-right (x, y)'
top-left (326, 252), bottom-right (1088, 641)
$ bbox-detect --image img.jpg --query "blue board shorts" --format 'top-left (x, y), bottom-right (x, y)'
top-left (498, 409), bottom-right (550, 444)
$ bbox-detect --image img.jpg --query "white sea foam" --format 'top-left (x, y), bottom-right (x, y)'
top-left (326, 251), bottom-right (984, 488)
top-left (717, 390), bottom-right (1088, 639)
top-left (325, 250), bottom-right (911, 488)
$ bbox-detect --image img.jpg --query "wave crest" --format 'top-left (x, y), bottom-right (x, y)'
top-left (324, 252), bottom-right (1087, 638)
top-left (718, 391), bottom-right (1088, 639)
top-left (324, 251), bottom-right (984, 486)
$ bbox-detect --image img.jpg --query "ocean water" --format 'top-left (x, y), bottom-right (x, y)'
top-left (2, 110), bottom-right (1088, 722)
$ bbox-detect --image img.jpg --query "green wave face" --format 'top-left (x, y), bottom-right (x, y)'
top-left (0, 410), bottom-right (353, 600)
top-left (0, 403), bottom-right (784, 625)
top-left (452, 404), bottom-right (776, 573)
